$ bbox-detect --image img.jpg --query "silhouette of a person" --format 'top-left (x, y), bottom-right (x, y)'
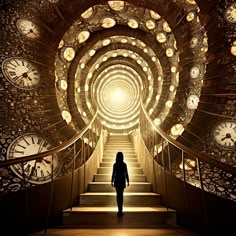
top-left (111, 152), bottom-right (129, 216)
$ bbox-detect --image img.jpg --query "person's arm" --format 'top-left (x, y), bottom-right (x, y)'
top-left (125, 164), bottom-right (129, 186)
top-left (111, 164), bottom-right (116, 187)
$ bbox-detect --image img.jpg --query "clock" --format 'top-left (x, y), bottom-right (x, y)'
top-left (212, 121), bottom-right (236, 149)
top-left (16, 19), bottom-right (40, 39)
top-left (156, 32), bottom-right (167, 43)
top-left (225, 3), bottom-right (236, 23)
top-left (186, 94), bottom-right (199, 109)
top-left (231, 41), bottom-right (236, 56)
top-left (7, 134), bottom-right (60, 184)
top-left (163, 21), bottom-right (171, 32)
top-left (2, 57), bottom-right (40, 90)
top-left (190, 66), bottom-right (200, 79)
top-left (190, 37), bottom-right (198, 48)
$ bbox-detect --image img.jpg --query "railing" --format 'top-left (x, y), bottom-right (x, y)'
top-left (137, 101), bottom-right (236, 233)
top-left (139, 101), bottom-right (236, 201)
top-left (0, 111), bottom-right (101, 234)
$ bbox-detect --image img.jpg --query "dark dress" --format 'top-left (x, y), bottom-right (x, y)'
top-left (111, 161), bottom-right (129, 214)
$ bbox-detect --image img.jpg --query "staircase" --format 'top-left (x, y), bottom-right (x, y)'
top-left (63, 135), bottom-right (176, 227)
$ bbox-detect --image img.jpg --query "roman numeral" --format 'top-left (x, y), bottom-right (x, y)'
top-left (23, 138), bottom-right (30, 145)
top-left (24, 164), bottom-right (30, 173)
top-left (17, 144), bottom-right (26, 149)
top-left (9, 71), bottom-right (16, 76)
top-left (14, 59), bottom-right (20, 66)
top-left (43, 141), bottom-right (49, 148)
top-left (37, 138), bottom-right (42, 145)
top-left (15, 150), bottom-right (24, 154)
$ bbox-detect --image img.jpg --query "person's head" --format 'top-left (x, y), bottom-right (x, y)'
top-left (116, 152), bottom-right (124, 163)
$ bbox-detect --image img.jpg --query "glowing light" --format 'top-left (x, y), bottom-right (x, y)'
top-left (154, 118), bottom-right (161, 126)
top-left (108, 1), bottom-right (125, 11)
top-left (62, 110), bottom-right (72, 124)
top-left (165, 100), bottom-right (173, 108)
top-left (171, 124), bottom-right (184, 136)
top-left (89, 49), bottom-right (96, 57)
top-left (102, 17), bottom-right (116, 28)
top-left (81, 7), bottom-right (93, 19)
top-left (128, 18), bottom-right (139, 28)
top-left (77, 31), bottom-right (90, 43)
top-left (179, 159), bottom-right (196, 170)
top-left (146, 20), bottom-right (156, 29)
top-left (63, 47), bottom-right (75, 61)
top-left (150, 10), bottom-right (161, 20)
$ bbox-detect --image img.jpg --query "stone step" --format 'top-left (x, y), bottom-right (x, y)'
top-left (100, 162), bottom-right (140, 168)
top-left (79, 192), bottom-right (161, 206)
top-left (104, 145), bottom-right (134, 148)
top-left (63, 207), bottom-right (176, 227)
top-left (106, 141), bottom-right (132, 144)
top-left (88, 182), bottom-right (152, 192)
top-left (102, 158), bottom-right (138, 163)
top-left (97, 167), bottom-right (143, 175)
top-left (104, 150), bottom-right (135, 153)
top-left (103, 154), bottom-right (137, 158)
top-left (94, 174), bottom-right (146, 182)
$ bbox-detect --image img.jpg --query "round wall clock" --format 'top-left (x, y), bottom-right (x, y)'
top-left (7, 134), bottom-right (60, 184)
top-left (17, 19), bottom-right (40, 39)
top-left (2, 57), bottom-right (40, 90)
top-left (186, 94), bottom-right (199, 109)
top-left (156, 32), bottom-right (167, 43)
top-left (225, 3), bottom-right (236, 23)
top-left (211, 121), bottom-right (236, 149)
top-left (190, 66), bottom-right (200, 79)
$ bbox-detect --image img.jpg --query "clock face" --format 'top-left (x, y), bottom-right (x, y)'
top-left (212, 121), bottom-right (236, 149)
top-left (190, 37), bottom-right (198, 48)
top-left (186, 94), bottom-right (199, 109)
top-left (190, 66), bottom-right (200, 79)
top-left (156, 32), bottom-right (166, 43)
top-left (7, 134), bottom-right (60, 184)
top-left (225, 3), bottom-right (236, 23)
top-left (17, 19), bottom-right (40, 39)
top-left (2, 57), bottom-right (40, 90)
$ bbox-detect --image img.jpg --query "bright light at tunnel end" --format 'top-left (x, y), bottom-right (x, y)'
top-left (111, 87), bottom-right (127, 105)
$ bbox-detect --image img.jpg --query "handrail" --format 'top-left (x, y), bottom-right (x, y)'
top-left (140, 101), bottom-right (236, 175)
top-left (0, 111), bottom-right (98, 168)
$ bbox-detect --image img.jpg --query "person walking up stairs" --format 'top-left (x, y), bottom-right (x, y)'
top-left (63, 134), bottom-right (176, 227)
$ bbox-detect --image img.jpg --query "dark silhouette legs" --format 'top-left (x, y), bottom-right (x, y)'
top-left (116, 187), bottom-right (124, 215)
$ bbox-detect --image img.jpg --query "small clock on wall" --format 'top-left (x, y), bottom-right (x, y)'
top-left (211, 121), bottom-right (236, 149)
top-left (16, 19), bottom-right (40, 39)
top-left (186, 94), bottom-right (199, 109)
top-left (7, 133), bottom-right (60, 184)
top-left (2, 57), bottom-right (40, 90)
top-left (225, 3), bottom-right (236, 23)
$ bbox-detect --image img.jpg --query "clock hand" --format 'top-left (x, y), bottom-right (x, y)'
top-left (27, 160), bottom-right (37, 180)
top-left (38, 142), bottom-right (44, 153)
top-left (15, 75), bottom-right (24, 82)
top-left (221, 137), bottom-right (227, 141)
top-left (43, 159), bottom-right (51, 164)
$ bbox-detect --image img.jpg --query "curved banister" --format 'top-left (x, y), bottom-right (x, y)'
top-left (0, 111), bottom-right (99, 168)
top-left (140, 101), bottom-right (236, 175)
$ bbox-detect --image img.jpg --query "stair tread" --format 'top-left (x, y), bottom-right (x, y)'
top-left (64, 206), bottom-right (175, 213)
top-left (94, 174), bottom-right (145, 176)
top-left (80, 192), bottom-right (160, 196)
top-left (89, 182), bottom-right (151, 185)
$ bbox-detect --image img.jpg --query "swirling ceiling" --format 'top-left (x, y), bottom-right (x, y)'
top-left (1, 0), bottom-right (235, 143)
top-left (54, 0), bottom-right (208, 135)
